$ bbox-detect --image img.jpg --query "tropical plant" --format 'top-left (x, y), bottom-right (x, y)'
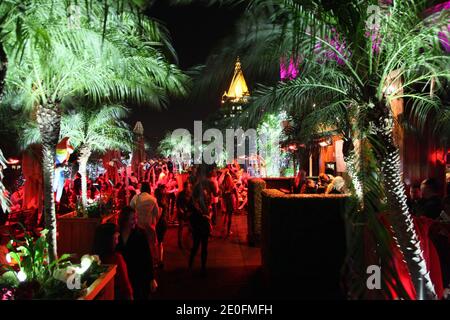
top-left (62, 105), bottom-right (133, 210)
top-left (256, 112), bottom-right (287, 176)
top-left (21, 104), bottom-right (132, 211)
top-left (0, 226), bottom-right (106, 299)
top-left (1, 0), bottom-right (188, 261)
top-left (158, 131), bottom-right (193, 171)
top-left (184, 0), bottom-right (450, 299)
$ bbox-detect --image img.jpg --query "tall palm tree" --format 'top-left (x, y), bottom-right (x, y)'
top-left (182, 0), bottom-right (449, 299)
top-left (60, 105), bottom-right (133, 210)
top-left (1, 0), bottom-right (188, 261)
top-left (0, 149), bottom-right (9, 214)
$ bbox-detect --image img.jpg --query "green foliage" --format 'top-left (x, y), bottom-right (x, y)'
top-left (256, 112), bottom-right (287, 176)
top-left (0, 226), bottom-right (106, 299)
top-left (19, 104), bottom-right (133, 153)
top-left (63, 104), bottom-right (133, 153)
top-left (76, 195), bottom-right (114, 218)
top-left (158, 131), bottom-right (193, 169)
top-left (0, 0), bottom-right (189, 109)
top-left (190, 0), bottom-right (450, 299)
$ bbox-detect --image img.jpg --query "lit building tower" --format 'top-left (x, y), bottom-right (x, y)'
top-left (221, 57), bottom-right (250, 118)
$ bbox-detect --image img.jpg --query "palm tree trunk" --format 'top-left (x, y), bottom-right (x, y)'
top-left (78, 145), bottom-right (92, 211)
top-left (343, 138), bottom-right (364, 203)
top-left (375, 102), bottom-right (436, 300)
top-left (36, 103), bottom-right (61, 262)
top-left (0, 40), bottom-right (9, 213)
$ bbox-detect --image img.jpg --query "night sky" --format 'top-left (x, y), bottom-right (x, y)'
top-left (130, 1), bottom-right (245, 154)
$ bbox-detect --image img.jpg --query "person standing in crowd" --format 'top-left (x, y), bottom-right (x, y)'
top-left (189, 166), bottom-right (217, 276)
top-left (130, 182), bottom-right (160, 267)
top-left (73, 172), bottom-right (82, 198)
top-left (158, 165), bottom-right (169, 185)
top-left (407, 182), bottom-right (422, 214)
top-left (188, 166), bottom-right (198, 186)
top-left (117, 206), bottom-right (157, 300)
top-left (166, 172), bottom-right (178, 223)
top-left (222, 171), bottom-right (239, 238)
top-left (93, 223), bottom-right (133, 300)
top-left (167, 157), bottom-right (174, 174)
top-left (129, 172), bottom-right (138, 187)
top-left (154, 184), bottom-right (169, 269)
top-left (58, 181), bottom-right (74, 214)
top-left (208, 170), bottom-right (220, 227)
top-left (88, 180), bottom-right (99, 200)
top-left (418, 178), bottom-right (442, 219)
top-left (176, 181), bottom-right (193, 249)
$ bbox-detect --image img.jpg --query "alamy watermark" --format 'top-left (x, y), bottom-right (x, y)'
top-left (366, 265), bottom-right (381, 290)
top-left (67, 272), bottom-right (81, 290)
top-left (67, 5), bottom-right (81, 30)
top-left (169, 121), bottom-right (280, 166)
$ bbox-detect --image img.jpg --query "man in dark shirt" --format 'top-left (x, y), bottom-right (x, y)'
top-left (167, 157), bottom-right (174, 174)
top-left (417, 178), bottom-right (442, 219)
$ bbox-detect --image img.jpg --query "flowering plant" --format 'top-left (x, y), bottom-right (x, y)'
top-left (0, 227), bottom-right (106, 299)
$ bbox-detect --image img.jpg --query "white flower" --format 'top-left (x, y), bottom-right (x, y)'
top-left (16, 270), bottom-right (27, 282)
top-left (77, 255), bottom-right (93, 274)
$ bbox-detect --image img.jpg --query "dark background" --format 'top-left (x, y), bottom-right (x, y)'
top-left (131, 1), bottom-right (245, 154)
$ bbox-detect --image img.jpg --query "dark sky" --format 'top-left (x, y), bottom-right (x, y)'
top-left (130, 1), bottom-right (245, 154)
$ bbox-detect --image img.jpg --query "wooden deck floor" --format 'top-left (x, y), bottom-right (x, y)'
top-left (152, 211), bottom-right (267, 300)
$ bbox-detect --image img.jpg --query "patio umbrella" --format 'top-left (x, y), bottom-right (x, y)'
top-left (131, 121), bottom-right (145, 181)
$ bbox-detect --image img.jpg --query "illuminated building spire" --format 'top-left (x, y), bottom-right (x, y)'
top-left (222, 57), bottom-right (250, 104)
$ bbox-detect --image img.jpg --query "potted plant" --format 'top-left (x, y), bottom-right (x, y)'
top-left (0, 227), bottom-right (115, 300)
top-left (57, 195), bottom-right (117, 259)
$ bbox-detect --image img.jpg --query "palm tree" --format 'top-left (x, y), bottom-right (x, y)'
top-left (158, 131), bottom-right (193, 171)
top-left (184, 0), bottom-right (449, 299)
top-left (1, 1), bottom-right (188, 261)
top-left (0, 148), bottom-right (9, 214)
top-left (60, 105), bottom-right (133, 210)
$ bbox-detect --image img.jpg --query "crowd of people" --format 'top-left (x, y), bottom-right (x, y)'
top-left (2, 155), bottom-right (449, 300)
top-left (408, 178), bottom-right (450, 221)
top-left (292, 168), bottom-right (450, 223)
top-left (292, 168), bottom-right (347, 195)
top-left (85, 160), bottom-right (249, 300)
